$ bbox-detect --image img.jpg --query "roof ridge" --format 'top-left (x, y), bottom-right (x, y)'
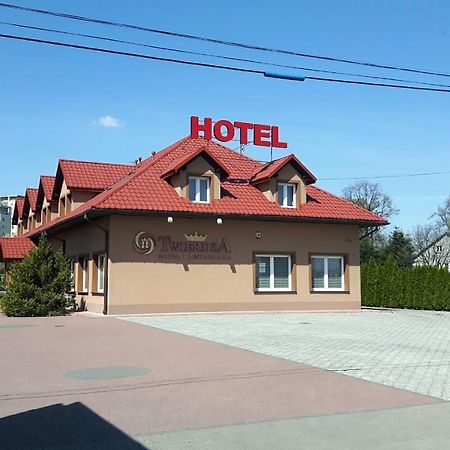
top-left (92, 136), bottom-right (192, 209)
top-left (59, 158), bottom-right (135, 167)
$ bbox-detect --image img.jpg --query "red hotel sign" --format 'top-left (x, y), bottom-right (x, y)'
top-left (190, 116), bottom-right (288, 148)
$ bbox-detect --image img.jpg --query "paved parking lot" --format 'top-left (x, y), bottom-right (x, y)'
top-left (2, 310), bottom-right (450, 449)
top-left (120, 309), bottom-right (450, 400)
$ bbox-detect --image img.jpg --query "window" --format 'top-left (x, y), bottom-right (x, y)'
top-left (188, 176), bottom-right (210, 203)
top-left (255, 254), bottom-right (292, 291)
top-left (311, 256), bottom-right (345, 291)
top-left (78, 257), bottom-right (89, 293)
top-left (97, 254), bottom-right (105, 293)
top-left (69, 259), bottom-right (75, 291)
top-left (277, 183), bottom-right (296, 208)
top-left (436, 245), bottom-right (443, 253)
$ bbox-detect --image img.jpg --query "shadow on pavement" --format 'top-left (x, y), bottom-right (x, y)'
top-left (0, 402), bottom-right (147, 449)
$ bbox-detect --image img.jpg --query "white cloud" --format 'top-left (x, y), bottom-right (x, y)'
top-left (97, 115), bottom-right (122, 128)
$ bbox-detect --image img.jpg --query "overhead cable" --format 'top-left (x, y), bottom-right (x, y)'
top-left (1, 20), bottom-right (450, 88)
top-left (2, 33), bottom-right (450, 93)
top-left (1, 2), bottom-right (450, 79)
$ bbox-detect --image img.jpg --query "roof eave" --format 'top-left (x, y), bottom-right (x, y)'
top-left (89, 208), bottom-right (389, 226)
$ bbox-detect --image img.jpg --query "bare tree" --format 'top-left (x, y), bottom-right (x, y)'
top-left (432, 195), bottom-right (450, 232)
top-left (342, 180), bottom-right (399, 220)
top-left (412, 224), bottom-right (450, 267)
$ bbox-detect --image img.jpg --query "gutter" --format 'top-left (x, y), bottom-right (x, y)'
top-left (83, 213), bottom-right (109, 315)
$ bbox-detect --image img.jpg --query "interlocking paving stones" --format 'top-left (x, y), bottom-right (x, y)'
top-left (120, 309), bottom-right (450, 400)
top-left (0, 312), bottom-right (445, 448)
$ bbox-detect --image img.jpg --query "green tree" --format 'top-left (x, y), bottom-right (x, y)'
top-left (342, 180), bottom-right (398, 264)
top-left (384, 227), bottom-right (415, 268)
top-left (360, 233), bottom-right (388, 264)
top-left (0, 234), bottom-right (75, 317)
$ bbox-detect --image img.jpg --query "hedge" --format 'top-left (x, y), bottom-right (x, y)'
top-left (361, 254), bottom-right (450, 310)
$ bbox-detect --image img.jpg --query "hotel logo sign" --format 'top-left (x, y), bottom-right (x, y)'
top-left (133, 231), bottom-right (231, 260)
top-left (134, 232), bottom-right (156, 254)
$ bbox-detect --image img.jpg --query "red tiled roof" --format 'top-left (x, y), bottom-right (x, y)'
top-left (58, 160), bottom-right (134, 192)
top-left (251, 154), bottom-right (317, 185)
top-left (41, 175), bottom-right (55, 200)
top-left (12, 196), bottom-right (25, 224)
top-left (23, 188), bottom-right (39, 216)
top-left (36, 175), bottom-right (56, 210)
top-left (161, 145), bottom-right (231, 179)
top-left (0, 237), bottom-right (36, 261)
top-left (26, 136), bottom-right (387, 237)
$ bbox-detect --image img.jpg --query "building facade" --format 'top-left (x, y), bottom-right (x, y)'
top-left (3, 136), bottom-right (387, 314)
top-left (414, 231), bottom-right (450, 269)
top-left (0, 195), bottom-right (20, 237)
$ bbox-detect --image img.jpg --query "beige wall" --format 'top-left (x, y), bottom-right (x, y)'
top-left (42, 198), bottom-right (58, 224)
top-left (169, 155), bottom-right (221, 200)
top-left (258, 163), bottom-right (307, 206)
top-left (106, 215), bottom-right (361, 314)
top-left (71, 190), bottom-right (99, 209)
top-left (50, 217), bottom-right (110, 314)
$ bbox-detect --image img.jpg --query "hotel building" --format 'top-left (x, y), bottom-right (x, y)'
top-left (0, 136), bottom-right (387, 314)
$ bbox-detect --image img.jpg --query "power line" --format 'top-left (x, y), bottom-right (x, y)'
top-left (1, 2), bottom-right (450, 79)
top-left (0, 32), bottom-right (261, 74)
top-left (321, 170), bottom-right (450, 181)
top-left (0, 34), bottom-right (450, 93)
top-left (2, 32), bottom-right (450, 94)
top-left (2, 20), bottom-right (450, 89)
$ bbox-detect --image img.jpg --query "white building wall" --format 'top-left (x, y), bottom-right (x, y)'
top-left (0, 195), bottom-right (18, 237)
top-left (414, 233), bottom-right (450, 270)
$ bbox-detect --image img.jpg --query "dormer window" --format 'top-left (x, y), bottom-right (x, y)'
top-left (189, 176), bottom-right (210, 203)
top-left (278, 183), bottom-right (296, 208)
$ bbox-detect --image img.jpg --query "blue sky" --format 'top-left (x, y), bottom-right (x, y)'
top-left (0, 0), bottom-right (449, 232)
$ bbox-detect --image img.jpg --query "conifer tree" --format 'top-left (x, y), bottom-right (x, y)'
top-left (0, 234), bottom-right (75, 317)
top-left (384, 227), bottom-right (415, 268)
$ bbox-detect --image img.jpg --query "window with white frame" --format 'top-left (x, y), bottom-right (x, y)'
top-left (255, 254), bottom-right (292, 291)
top-left (188, 176), bottom-right (210, 203)
top-left (277, 183), bottom-right (296, 208)
top-left (69, 259), bottom-right (75, 291)
top-left (311, 256), bottom-right (345, 291)
top-left (436, 245), bottom-right (443, 253)
top-left (97, 254), bottom-right (105, 293)
top-left (80, 257), bottom-right (89, 293)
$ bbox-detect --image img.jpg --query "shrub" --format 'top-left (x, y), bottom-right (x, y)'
top-left (361, 258), bottom-right (450, 311)
top-left (0, 234), bottom-right (75, 317)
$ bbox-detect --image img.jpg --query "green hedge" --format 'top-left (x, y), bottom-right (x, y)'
top-left (361, 255), bottom-right (450, 310)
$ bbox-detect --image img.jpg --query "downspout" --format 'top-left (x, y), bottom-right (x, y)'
top-left (83, 213), bottom-right (110, 315)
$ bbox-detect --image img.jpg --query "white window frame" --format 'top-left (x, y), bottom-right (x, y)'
top-left (97, 254), bottom-right (105, 293)
top-left (255, 254), bottom-right (292, 292)
top-left (81, 257), bottom-right (89, 293)
top-left (69, 259), bottom-right (75, 292)
top-left (188, 176), bottom-right (210, 203)
top-left (311, 255), bottom-right (345, 292)
top-left (278, 183), bottom-right (296, 208)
